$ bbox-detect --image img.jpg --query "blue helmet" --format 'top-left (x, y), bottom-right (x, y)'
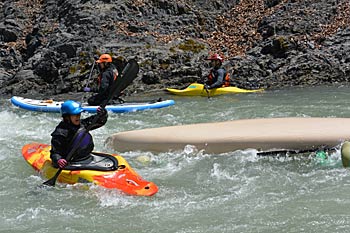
top-left (61, 100), bottom-right (84, 116)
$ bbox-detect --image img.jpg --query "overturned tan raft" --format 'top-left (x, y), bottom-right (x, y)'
top-left (106, 117), bottom-right (350, 153)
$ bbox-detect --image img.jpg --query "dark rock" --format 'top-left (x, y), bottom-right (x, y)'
top-left (265, 0), bottom-right (283, 8)
top-left (0, 68), bottom-right (11, 86)
top-left (0, 0), bottom-right (349, 98)
top-left (142, 71), bottom-right (160, 85)
top-left (14, 69), bottom-right (35, 81)
top-left (0, 27), bottom-right (18, 42)
top-left (55, 43), bottom-right (77, 58)
top-left (25, 27), bottom-right (43, 59)
top-left (34, 59), bottom-right (59, 83)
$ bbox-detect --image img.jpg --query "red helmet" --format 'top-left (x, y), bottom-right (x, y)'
top-left (96, 54), bottom-right (112, 63)
top-left (207, 53), bottom-right (224, 62)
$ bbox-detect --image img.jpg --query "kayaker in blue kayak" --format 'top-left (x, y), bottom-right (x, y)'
top-left (204, 53), bottom-right (230, 89)
top-left (50, 100), bottom-right (108, 168)
top-left (83, 54), bottom-right (119, 106)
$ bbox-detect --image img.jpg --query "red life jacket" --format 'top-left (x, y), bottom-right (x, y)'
top-left (208, 68), bottom-right (230, 87)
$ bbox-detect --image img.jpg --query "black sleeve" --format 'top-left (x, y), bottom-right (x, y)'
top-left (50, 128), bottom-right (69, 165)
top-left (81, 111), bottom-right (108, 131)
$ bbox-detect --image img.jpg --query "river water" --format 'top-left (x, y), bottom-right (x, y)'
top-left (1, 86), bottom-right (350, 233)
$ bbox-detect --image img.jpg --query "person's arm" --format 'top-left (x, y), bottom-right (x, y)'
top-left (50, 129), bottom-right (68, 166)
top-left (208, 69), bottom-right (225, 89)
top-left (84, 72), bottom-right (107, 94)
top-left (81, 107), bottom-right (108, 130)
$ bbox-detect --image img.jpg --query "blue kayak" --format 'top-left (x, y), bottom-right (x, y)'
top-left (10, 96), bottom-right (175, 113)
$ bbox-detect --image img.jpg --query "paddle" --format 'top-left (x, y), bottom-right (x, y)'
top-left (85, 60), bottom-right (96, 89)
top-left (257, 146), bottom-right (336, 156)
top-left (203, 84), bottom-right (210, 99)
top-left (43, 59), bottom-right (139, 187)
top-left (81, 60), bottom-right (96, 103)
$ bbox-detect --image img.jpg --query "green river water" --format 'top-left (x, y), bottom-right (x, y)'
top-left (1, 86), bottom-right (350, 233)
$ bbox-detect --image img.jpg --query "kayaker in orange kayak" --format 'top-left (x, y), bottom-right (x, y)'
top-left (50, 100), bottom-right (108, 168)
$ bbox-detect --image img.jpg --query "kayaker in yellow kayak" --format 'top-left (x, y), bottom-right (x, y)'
top-left (204, 53), bottom-right (231, 90)
top-left (50, 100), bottom-right (108, 169)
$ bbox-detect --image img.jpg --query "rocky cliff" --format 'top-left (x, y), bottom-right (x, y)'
top-left (0, 0), bottom-right (349, 98)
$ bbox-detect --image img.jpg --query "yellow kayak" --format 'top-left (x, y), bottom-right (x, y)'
top-left (166, 83), bottom-right (264, 97)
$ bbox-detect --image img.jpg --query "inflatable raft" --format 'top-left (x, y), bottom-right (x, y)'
top-left (22, 143), bottom-right (158, 196)
top-left (11, 96), bottom-right (175, 113)
top-left (106, 117), bottom-right (350, 154)
top-left (166, 83), bottom-right (263, 97)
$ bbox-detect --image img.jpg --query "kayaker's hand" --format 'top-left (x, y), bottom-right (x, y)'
top-left (57, 159), bottom-right (67, 168)
top-left (83, 87), bottom-right (91, 92)
top-left (204, 84), bottom-right (210, 90)
top-left (97, 106), bottom-right (107, 117)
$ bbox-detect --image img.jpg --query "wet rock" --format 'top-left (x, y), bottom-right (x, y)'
top-left (0, 68), bottom-right (11, 86)
top-left (142, 71), bottom-right (160, 85)
top-left (33, 60), bottom-right (59, 83)
top-left (0, 26), bottom-right (18, 42)
top-left (0, 0), bottom-right (349, 98)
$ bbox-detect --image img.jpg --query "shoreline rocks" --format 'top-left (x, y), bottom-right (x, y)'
top-left (0, 0), bottom-right (349, 99)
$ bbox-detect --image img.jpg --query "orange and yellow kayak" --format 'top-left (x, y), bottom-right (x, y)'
top-left (22, 143), bottom-right (158, 196)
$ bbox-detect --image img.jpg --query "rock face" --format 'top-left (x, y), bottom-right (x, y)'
top-left (0, 0), bottom-right (349, 98)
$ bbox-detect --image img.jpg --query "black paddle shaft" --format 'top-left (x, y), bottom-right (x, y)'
top-left (204, 86), bottom-right (210, 99)
top-left (43, 59), bottom-right (139, 186)
top-left (257, 145), bottom-right (335, 156)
